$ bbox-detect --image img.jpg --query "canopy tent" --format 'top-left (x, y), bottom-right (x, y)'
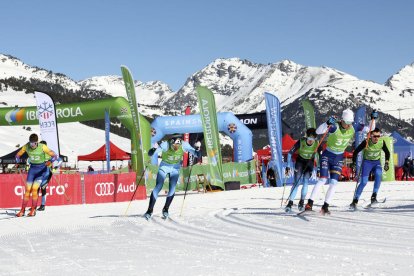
top-left (77, 142), bottom-right (130, 161)
top-left (390, 131), bottom-right (414, 166)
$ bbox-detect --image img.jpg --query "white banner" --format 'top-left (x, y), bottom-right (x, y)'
top-left (35, 91), bottom-right (60, 156)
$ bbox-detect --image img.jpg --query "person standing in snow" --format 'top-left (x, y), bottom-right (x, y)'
top-left (144, 134), bottom-right (201, 220)
top-left (304, 109), bottom-right (377, 214)
top-left (401, 155), bottom-right (411, 180)
top-left (285, 128), bottom-right (321, 212)
top-left (15, 134), bottom-right (61, 217)
top-left (349, 128), bottom-right (390, 209)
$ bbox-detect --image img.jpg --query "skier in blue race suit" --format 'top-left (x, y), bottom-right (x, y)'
top-left (144, 134), bottom-right (201, 220)
top-left (305, 109), bottom-right (377, 214)
top-left (349, 128), bottom-right (390, 209)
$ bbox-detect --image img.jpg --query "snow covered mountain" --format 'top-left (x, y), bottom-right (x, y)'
top-left (1, 54), bottom-right (414, 141)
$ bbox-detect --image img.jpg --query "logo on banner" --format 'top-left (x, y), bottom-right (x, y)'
top-left (227, 123), bottom-right (237, 133)
top-left (5, 108), bottom-right (25, 124)
top-left (38, 101), bottom-right (54, 120)
top-left (95, 182), bottom-right (115, 196)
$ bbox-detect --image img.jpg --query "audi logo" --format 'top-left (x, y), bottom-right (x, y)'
top-left (95, 182), bottom-right (115, 196)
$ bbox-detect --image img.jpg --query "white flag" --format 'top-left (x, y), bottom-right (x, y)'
top-left (35, 91), bottom-right (60, 156)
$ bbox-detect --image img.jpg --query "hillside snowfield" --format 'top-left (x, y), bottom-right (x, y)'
top-left (1, 181), bottom-right (413, 275)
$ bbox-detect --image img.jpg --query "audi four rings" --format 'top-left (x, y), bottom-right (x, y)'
top-left (95, 182), bottom-right (115, 196)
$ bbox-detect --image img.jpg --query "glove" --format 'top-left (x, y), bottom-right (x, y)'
top-left (52, 157), bottom-right (63, 169)
top-left (351, 162), bottom-right (356, 171)
top-left (15, 156), bottom-right (21, 163)
top-left (148, 148), bottom-right (157, 157)
top-left (326, 116), bottom-right (337, 126)
top-left (370, 110), bottom-right (378, 120)
top-left (45, 160), bottom-right (52, 167)
top-left (384, 161), bottom-right (389, 172)
top-left (285, 167), bottom-right (290, 176)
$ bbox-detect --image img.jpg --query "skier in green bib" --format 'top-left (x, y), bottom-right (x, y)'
top-left (144, 134), bottom-right (201, 220)
top-left (285, 128), bottom-right (321, 212)
top-left (349, 128), bottom-right (390, 210)
top-left (305, 109), bottom-right (377, 214)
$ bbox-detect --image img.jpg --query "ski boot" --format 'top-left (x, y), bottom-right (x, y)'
top-left (285, 200), bottom-right (293, 213)
top-left (16, 208), bottom-right (25, 217)
top-left (27, 207), bottom-right (36, 217)
top-left (298, 199), bottom-right (305, 211)
top-left (320, 202), bottom-right (330, 215)
top-left (304, 199), bottom-right (313, 211)
top-left (37, 205), bottom-right (45, 211)
top-left (162, 209), bottom-right (169, 220)
top-left (371, 193), bottom-right (378, 205)
top-left (349, 199), bottom-right (358, 211)
top-left (144, 212), bottom-right (152, 221)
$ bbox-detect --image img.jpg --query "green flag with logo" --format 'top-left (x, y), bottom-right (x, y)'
top-left (121, 66), bottom-right (146, 185)
top-left (196, 86), bottom-right (224, 189)
top-left (301, 99), bottom-right (316, 129)
top-left (382, 136), bottom-right (395, 181)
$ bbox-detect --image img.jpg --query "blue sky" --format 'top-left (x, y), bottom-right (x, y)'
top-left (1, 0), bottom-right (413, 90)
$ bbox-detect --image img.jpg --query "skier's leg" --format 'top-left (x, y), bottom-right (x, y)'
top-left (146, 168), bottom-right (168, 215)
top-left (288, 164), bottom-right (303, 201)
top-left (301, 171), bottom-right (310, 200)
top-left (372, 163), bottom-right (383, 195)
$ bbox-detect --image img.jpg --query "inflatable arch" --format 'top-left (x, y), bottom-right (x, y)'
top-left (0, 97), bottom-right (151, 180)
top-left (150, 112), bottom-right (253, 164)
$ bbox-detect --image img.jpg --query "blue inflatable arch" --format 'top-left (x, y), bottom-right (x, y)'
top-left (150, 112), bottom-right (253, 164)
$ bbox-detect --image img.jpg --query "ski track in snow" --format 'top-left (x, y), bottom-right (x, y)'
top-left (0, 182), bottom-right (414, 275)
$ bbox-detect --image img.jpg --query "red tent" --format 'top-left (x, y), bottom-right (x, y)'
top-left (77, 142), bottom-right (130, 161)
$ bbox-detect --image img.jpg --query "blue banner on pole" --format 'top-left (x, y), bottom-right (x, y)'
top-left (355, 106), bottom-right (366, 175)
top-left (105, 109), bottom-right (111, 172)
top-left (264, 92), bottom-right (283, 187)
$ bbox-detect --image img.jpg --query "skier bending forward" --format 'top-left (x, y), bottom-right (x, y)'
top-left (144, 135), bottom-right (201, 220)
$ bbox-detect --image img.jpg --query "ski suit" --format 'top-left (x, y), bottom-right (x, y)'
top-left (353, 138), bottom-right (390, 200)
top-left (146, 141), bottom-right (198, 215)
top-left (16, 143), bottom-right (57, 211)
top-left (287, 138), bottom-right (320, 201)
top-left (308, 120), bottom-right (374, 205)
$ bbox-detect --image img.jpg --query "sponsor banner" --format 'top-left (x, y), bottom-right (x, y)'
top-left (84, 174), bottom-right (116, 204)
top-left (115, 173), bottom-right (146, 201)
top-left (196, 86), bottom-right (224, 189)
top-left (264, 92), bottom-right (283, 187)
top-left (35, 91), bottom-right (60, 155)
top-left (301, 99), bottom-right (316, 129)
top-left (355, 106), bottom-right (367, 174)
top-left (382, 137), bottom-right (395, 181)
top-left (144, 160), bottom-right (257, 191)
top-left (0, 174), bottom-right (81, 208)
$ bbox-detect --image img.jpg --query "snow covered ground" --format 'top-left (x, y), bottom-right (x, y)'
top-left (1, 181), bottom-right (413, 275)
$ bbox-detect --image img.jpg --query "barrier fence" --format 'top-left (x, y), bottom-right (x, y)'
top-left (0, 172), bottom-right (146, 208)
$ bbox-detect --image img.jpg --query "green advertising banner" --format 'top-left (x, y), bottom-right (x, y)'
top-left (196, 86), bottom-right (223, 189)
top-left (0, 97), bottom-right (151, 177)
top-left (121, 66), bottom-right (148, 185)
top-left (301, 99), bottom-right (316, 129)
top-left (382, 136), bottom-right (395, 181)
top-left (145, 160), bottom-right (257, 192)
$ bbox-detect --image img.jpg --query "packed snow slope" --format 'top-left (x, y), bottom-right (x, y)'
top-left (1, 181), bottom-right (413, 275)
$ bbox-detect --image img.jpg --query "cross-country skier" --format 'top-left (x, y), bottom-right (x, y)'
top-left (15, 134), bottom-right (62, 217)
top-left (285, 128), bottom-right (321, 212)
top-left (304, 109), bottom-right (377, 215)
top-left (349, 128), bottom-right (390, 210)
top-left (144, 134), bottom-right (201, 220)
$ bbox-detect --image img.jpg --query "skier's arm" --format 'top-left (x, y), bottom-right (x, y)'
top-left (148, 141), bottom-right (167, 157)
top-left (182, 141), bottom-right (197, 155)
top-left (15, 145), bottom-right (27, 158)
top-left (352, 140), bottom-right (367, 163)
top-left (287, 140), bottom-right (300, 166)
top-left (382, 142), bottom-right (390, 162)
top-left (316, 121), bottom-right (336, 135)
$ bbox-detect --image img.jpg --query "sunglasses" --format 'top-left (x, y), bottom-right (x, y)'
top-left (30, 142), bottom-right (38, 147)
top-left (307, 137), bottom-right (316, 141)
top-left (372, 135), bottom-right (381, 138)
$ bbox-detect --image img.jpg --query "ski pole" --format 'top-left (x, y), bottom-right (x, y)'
top-left (353, 118), bottom-right (375, 198)
top-left (123, 163), bottom-right (149, 216)
top-left (284, 126), bottom-right (330, 205)
top-left (280, 170), bottom-right (289, 207)
top-left (179, 164), bottom-right (194, 217)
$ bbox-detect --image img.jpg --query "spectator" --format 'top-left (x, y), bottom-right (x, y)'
top-left (88, 165), bottom-right (94, 172)
top-left (402, 155), bottom-right (411, 181)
